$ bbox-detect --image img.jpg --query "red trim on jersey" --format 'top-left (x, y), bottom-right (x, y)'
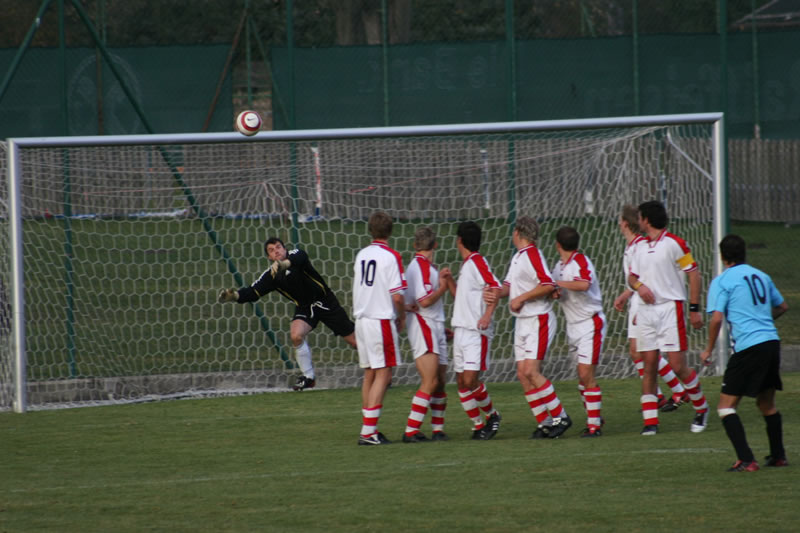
top-left (380, 319), bottom-right (398, 367)
top-left (480, 334), bottom-right (489, 371)
top-left (415, 314), bottom-right (435, 353)
top-left (414, 254), bottom-right (436, 303)
top-left (537, 314), bottom-right (550, 360)
top-left (675, 301), bottom-right (688, 351)
top-left (664, 232), bottom-right (698, 272)
top-left (591, 313), bottom-right (604, 364)
top-left (522, 245), bottom-right (555, 286)
top-left (571, 252), bottom-right (593, 283)
top-left (372, 241), bottom-right (408, 293)
top-left (465, 253), bottom-right (500, 288)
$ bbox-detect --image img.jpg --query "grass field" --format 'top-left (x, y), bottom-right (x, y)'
top-left (1, 373), bottom-right (798, 532)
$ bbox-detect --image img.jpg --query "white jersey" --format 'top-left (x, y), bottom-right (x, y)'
top-left (405, 254), bottom-right (445, 323)
top-left (353, 241), bottom-right (406, 319)
top-left (451, 252), bottom-right (501, 331)
top-left (630, 230), bottom-right (697, 304)
top-left (552, 251), bottom-right (604, 324)
top-left (502, 244), bottom-right (556, 318)
top-left (623, 235), bottom-right (646, 311)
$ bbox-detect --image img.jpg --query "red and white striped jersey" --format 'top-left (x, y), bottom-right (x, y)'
top-left (451, 252), bottom-right (501, 331)
top-left (552, 251), bottom-right (604, 323)
top-left (405, 254), bottom-right (445, 322)
top-left (353, 241), bottom-right (406, 319)
top-left (502, 244), bottom-right (557, 318)
top-left (630, 230), bottom-right (697, 304)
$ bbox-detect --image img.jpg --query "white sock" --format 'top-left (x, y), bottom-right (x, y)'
top-left (295, 342), bottom-right (314, 378)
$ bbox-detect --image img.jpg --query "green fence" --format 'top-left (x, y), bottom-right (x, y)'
top-left (2, 1), bottom-right (800, 139)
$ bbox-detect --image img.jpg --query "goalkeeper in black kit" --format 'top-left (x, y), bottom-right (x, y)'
top-left (218, 237), bottom-right (357, 390)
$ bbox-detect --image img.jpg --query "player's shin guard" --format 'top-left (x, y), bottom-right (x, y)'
top-left (458, 388), bottom-right (484, 429)
top-left (473, 382), bottom-right (497, 417)
top-left (682, 369), bottom-right (708, 412)
top-left (430, 392), bottom-right (447, 434)
top-left (525, 387), bottom-right (550, 425)
top-left (540, 379), bottom-right (566, 418)
top-left (764, 412), bottom-right (786, 460)
top-left (294, 341), bottom-right (315, 379)
top-left (720, 410), bottom-right (754, 463)
top-left (641, 394), bottom-right (659, 426)
top-left (361, 405), bottom-right (382, 437)
top-left (657, 356), bottom-right (685, 399)
top-left (578, 383), bottom-right (586, 412)
top-left (584, 387), bottom-right (602, 428)
top-left (405, 390), bottom-right (431, 436)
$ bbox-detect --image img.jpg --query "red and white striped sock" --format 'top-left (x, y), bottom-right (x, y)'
top-left (641, 395), bottom-right (659, 426)
top-left (525, 387), bottom-right (550, 425)
top-left (458, 388), bottom-right (484, 429)
top-left (404, 390), bottom-right (431, 436)
top-left (584, 387), bottom-right (602, 428)
top-left (430, 392), bottom-right (447, 434)
top-left (540, 379), bottom-right (566, 419)
top-left (682, 369), bottom-right (708, 412)
top-left (658, 356), bottom-right (686, 400)
top-left (473, 382), bottom-right (497, 418)
top-left (578, 383), bottom-right (587, 413)
top-left (360, 404), bottom-right (382, 437)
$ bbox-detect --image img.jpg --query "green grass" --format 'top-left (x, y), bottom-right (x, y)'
top-left (1, 374), bottom-right (798, 532)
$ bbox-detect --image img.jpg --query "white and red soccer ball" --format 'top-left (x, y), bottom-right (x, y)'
top-left (235, 110), bottom-right (262, 136)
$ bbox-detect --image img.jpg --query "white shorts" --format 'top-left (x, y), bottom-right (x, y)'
top-left (355, 317), bottom-right (401, 369)
top-left (513, 311), bottom-right (556, 362)
top-left (627, 298), bottom-right (639, 339)
top-left (406, 313), bottom-right (448, 365)
top-left (452, 327), bottom-right (489, 373)
top-left (636, 301), bottom-right (687, 353)
top-left (567, 312), bottom-right (606, 366)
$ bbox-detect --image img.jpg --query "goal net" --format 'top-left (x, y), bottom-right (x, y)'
top-left (1, 114), bottom-right (724, 411)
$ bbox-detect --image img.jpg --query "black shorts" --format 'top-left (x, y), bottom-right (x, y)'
top-left (292, 300), bottom-right (355, 337)
top-left (721, 340), bottom-right (782, 397)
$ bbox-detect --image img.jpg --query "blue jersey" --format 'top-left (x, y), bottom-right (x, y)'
top-left (706, 263), bottom-right (784, 352)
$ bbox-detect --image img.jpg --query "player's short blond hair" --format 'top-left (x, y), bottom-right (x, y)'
top-left (621, 204), bottom-right (640, 233)
top-left (515, 216), bottom-right (539, 243)
top-left (368, 211), bottom-right (393, 239)
top-left (414, 226), bottom-right (436, 251)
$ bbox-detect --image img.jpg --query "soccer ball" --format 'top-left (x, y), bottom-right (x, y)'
top-left (235, 110), bottom-right (262, 136)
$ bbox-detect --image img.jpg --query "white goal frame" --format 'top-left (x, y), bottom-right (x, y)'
top-left (4, 112), bottom-right (727, 413)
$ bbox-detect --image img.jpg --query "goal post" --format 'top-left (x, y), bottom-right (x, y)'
top-left (1, 112), bottom-right (726, 412)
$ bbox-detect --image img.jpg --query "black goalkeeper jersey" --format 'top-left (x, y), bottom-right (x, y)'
top-left (237, 248), bottom-right (339, 308)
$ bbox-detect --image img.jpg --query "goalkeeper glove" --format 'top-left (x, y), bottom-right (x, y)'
top-left (218, 288), bottom-right (239, 303)
top-left (270, 259), bottom-right (291, 278)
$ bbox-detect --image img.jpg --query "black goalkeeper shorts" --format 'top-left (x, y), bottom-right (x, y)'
top-left (293, 300), bottom-right (355, 337)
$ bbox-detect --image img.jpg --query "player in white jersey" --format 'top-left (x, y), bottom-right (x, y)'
top-left (490, 216), bottom-right (572, 439)
top-left (612, 205), bottom-right (688, 412)
top-left (628, 200), bottom-right (708, 436)
top-left (443, 221), bottom-right (502, 440)
top-left (401, 226), bottom-right (453, 443)
top-left (552, 226), bottom-right (605, 437)
top-left (353, 211), bottom-right (407, 446)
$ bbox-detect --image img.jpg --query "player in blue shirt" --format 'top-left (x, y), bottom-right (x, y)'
top-left (700, 234), bottom-right (789, 472)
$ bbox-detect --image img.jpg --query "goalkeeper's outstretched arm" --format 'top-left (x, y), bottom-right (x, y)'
top-left (218, 288), bottom-right (239, 303)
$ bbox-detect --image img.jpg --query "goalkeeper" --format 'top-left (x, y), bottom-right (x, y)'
top-left (218, 237), bottom-right (357, 391)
